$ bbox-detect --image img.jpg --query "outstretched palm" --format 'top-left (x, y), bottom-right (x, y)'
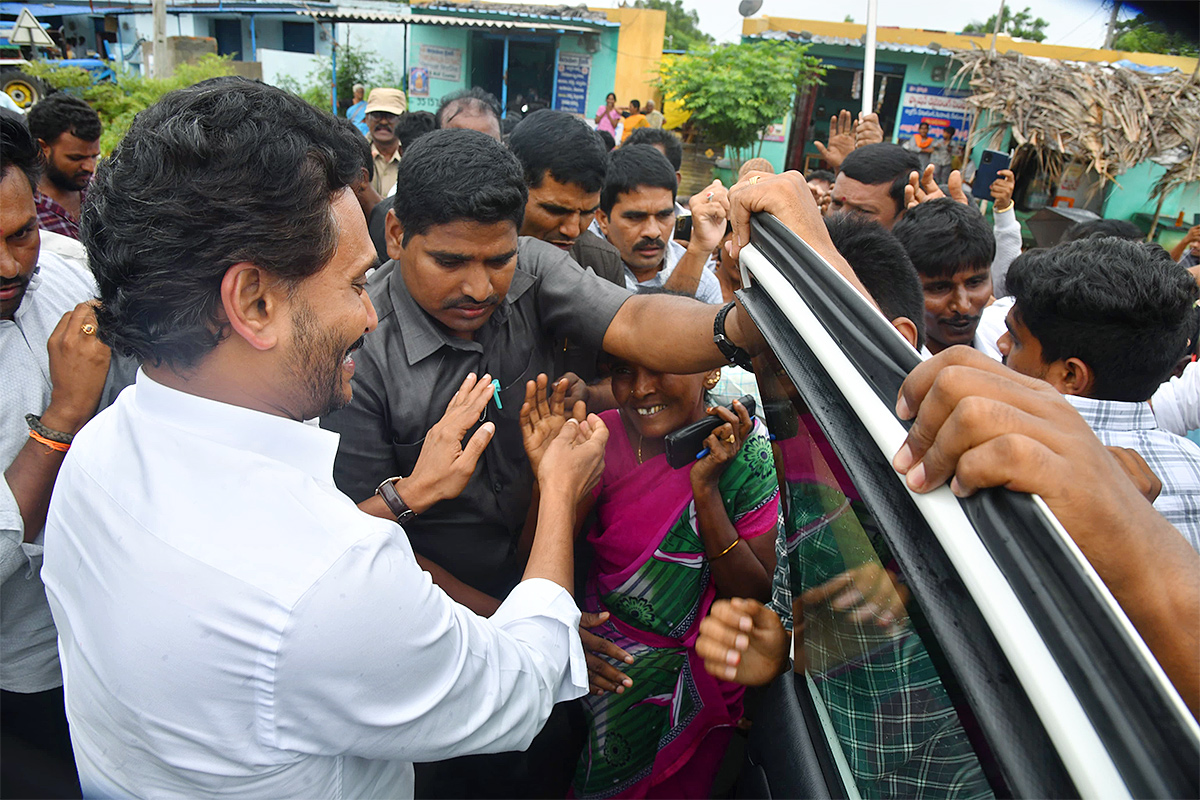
top-left (520, 374), bottom-right (586, 475)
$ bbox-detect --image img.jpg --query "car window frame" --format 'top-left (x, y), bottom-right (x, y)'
top-left (738, 212), bottom-right (1199, 799)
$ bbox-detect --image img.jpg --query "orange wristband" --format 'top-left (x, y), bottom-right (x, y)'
top-left (29, 429), bottom-right (70, 453)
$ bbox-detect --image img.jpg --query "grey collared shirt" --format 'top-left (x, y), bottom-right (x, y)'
top-left (321, 237), bottom-right (631, 596)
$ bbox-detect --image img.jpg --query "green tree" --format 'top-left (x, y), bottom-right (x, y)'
top-left (634, 0), bottom-right (714, 52)
top-left (656, 40), bottom-right (823, 166)
top-left (277, 42), bottom-right (392, 113)
top-left (962, 6), bottom-right (1050, 43)
top-left (1111, 13), bottom-right (1198, 56)
top-left (26, 55), bottom-right (235, 155)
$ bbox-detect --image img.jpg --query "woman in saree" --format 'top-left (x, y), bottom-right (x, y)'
top-left (520, 360), bottom-right (780, 799)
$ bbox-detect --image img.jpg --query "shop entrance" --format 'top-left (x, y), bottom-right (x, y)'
top-left (469, 32), bottom-right (556, 119)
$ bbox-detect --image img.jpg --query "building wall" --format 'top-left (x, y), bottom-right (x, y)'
top-left (403, 25), bottom-right (470, 112)
top-left (597, 6), bottom-right (664, 108)
top-left (1102, 161), bottom-right (1200, 245)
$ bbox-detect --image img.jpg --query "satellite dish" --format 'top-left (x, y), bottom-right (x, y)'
top-left (738, 0), bottom-right (763, 17)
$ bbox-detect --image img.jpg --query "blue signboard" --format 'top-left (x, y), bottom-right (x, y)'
top-left (898, 84), bottom-right (972, 144)
top-left (554, 53), bottom-right (591, 115)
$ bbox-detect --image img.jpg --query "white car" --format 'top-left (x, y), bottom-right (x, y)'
top-left (727, 214), bottom-right (1199, 798)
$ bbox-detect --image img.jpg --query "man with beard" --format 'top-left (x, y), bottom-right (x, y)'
top-left (364, 87), bottom-right (406, 196)
top-left (892, 198), bottom-right (996, 354)
top-left (40, 79), bottom-right (608, 799)
top-left (26, 94), bottom-right (101, 240)
top-left (0, 108), bottom-right (117, 799)
top-left (594, 144), bottom-right (725, 303)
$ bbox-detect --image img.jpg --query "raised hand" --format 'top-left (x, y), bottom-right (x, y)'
top-left (402, 372), bottom-right (496, 511)
top-left (853, 112), bottom-right (884, 148)
top-left (538, 413), bottom-right (608, 506)
top-left (696, 598), bottom-right (788, 685)
top-left (800, 562), bottom-right (909, 629)
top-left (813, 109), bottom-right (856, 171)
top-left (990, 168), bottom-right (1015, 209)
top-left (904, 164), bottom-right (969, 210)
top-left (579, 611), bottom-right (635, 695)
top-left (690, 398), bottom-right (753, 489)
top-left (520, 373), bottom-right (586, 476)
top-left (688, 179), bottom-right (731, 255)
top-left (42, 302), bottom-right (112, 435)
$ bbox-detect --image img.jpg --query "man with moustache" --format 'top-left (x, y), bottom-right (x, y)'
top-left (0, 108), bottom-right (110, 799)
top-left (364, 87), bottom-right (406, 196)
top-left (594, 144), bottom-right (725, 303)
top-left (41, 78), bottom-right (606, 799)
top-left (26, 94), bottom-right (101, 240)
top-left (322, 127), bottom-right (771, 794)
top-left (892, 198), bottom-right (996, 355)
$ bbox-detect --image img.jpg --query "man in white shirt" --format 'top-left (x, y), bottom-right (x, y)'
top-left (593, 144), bottom-right (726, 303)
top-left (41, 77), bottom-right (602, 799)
top-left (1, 108), bottom-right (113, 799)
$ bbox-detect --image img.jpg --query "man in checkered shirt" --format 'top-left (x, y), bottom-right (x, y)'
top-left (997, 236), bottom-right (1200, 551)
top-left (26, 93), bottom-right (101, 240)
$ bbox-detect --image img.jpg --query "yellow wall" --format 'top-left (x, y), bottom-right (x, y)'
top-left (742, 16), bottom-right (1199, 73)
top-left (595, 7), bottom-right (666, 107)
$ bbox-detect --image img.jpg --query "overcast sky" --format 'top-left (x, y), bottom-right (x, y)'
top-left (570, 0), bottom-right (1134, 50)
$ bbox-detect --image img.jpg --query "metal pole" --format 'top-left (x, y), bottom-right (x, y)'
top-left (550, 37), bottom-right (560, 110)
top-left (151, 0), bottom-right (167, 78)
top-left (500, 34), bottom-right (510, 119)
top-left (331, 22), bottom-right (338, 117)
top-left (249, 15), bottom-right (256, 61)
top-left (861, 0), bottom-right (877, 116)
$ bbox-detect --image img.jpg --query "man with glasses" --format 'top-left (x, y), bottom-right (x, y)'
top-left (364, 87), bottom-right (406, 196)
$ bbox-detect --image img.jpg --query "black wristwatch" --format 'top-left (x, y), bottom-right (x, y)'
top-left (376, 477), bottom-right (417, 524)
top-left (713, 301), bottom-right (753, 370)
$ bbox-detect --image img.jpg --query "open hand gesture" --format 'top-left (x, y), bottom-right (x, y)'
top-left (904, 164), bottom-right (969, 210)
top-left (538, 413), bottom-right (608, 505)
top-left (520, 373), bottom-right (586, 476)
top-left (404, 372), bottom-right (496, 508)
top-left (813, 109), bottom-right (855, 171)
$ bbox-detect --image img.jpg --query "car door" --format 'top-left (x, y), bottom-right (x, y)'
top-left (730, 213), bottom-right (1200, 799)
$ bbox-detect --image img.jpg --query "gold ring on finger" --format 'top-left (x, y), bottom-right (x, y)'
top-left (81, 323), bottom-right (97, 336)
top-left (749, 175), bottom-right (760, 185)
top-left (725, 434), bottom-right (735, 443)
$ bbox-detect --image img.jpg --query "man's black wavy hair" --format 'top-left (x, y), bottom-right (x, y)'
top-left (84, 77), bottom-right (364, 369)
top-left (390, 128), bottom-right (527, 246)
top-left (1007, 237), bottom-right (1198, 402)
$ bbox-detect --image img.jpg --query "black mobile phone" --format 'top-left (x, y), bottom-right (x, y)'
top-left (674, 213), bottom-right (693, 242)
top-left (664, 395), bottom-right (757, 469)
top-left (972, 149), bottom-right (1011, 200)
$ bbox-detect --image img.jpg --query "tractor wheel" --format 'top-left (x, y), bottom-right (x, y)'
top-left (1, 71), bottom-right (48, 109)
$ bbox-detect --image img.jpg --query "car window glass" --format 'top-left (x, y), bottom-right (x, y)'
top-left (753, 347), bottom-right (997, 799)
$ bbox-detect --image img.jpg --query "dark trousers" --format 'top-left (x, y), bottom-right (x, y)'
top-left (0, 686), bottom-right (81, 799)
top-left (413, 700), bottom-right (586, 798)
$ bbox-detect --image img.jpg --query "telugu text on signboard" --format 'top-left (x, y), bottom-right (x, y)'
top-left (898, 84), bottom-right (972, 144)
top-left (554, 52), bottom-right (591, 116)
top-left (418, 44), bottom-right (463, 82)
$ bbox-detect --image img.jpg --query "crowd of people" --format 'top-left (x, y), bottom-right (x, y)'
top-left (1, 75), bottom-right (1197, 800)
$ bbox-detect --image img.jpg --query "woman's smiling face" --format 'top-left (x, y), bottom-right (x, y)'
top-left (611, 359), bottom-right (715, 440)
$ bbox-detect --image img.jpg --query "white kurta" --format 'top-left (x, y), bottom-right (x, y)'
top-left (43, 371), bottom-right (587, 798)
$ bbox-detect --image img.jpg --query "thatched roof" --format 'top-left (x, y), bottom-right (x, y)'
top-left (952, 49), bottom-right (1200, 202)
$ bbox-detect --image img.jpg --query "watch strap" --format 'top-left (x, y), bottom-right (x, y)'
top-left (376, 477), bottom-right (417, 523)
top-left (713, 301), bottom-right (754, 371)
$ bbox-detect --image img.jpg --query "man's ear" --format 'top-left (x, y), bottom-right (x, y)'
top-left (385, 210), bottom-right (404, 261)
top-left (36, 138), bottom-right (51, 162)
top-left (1055, 356), bottom-right (1095, 397)
top-left (890, 316), bottom-right (920, 350)
top-left (595, 208), bottom-right (610, 238)
top-left (220, 263), bottom-right (283, 352)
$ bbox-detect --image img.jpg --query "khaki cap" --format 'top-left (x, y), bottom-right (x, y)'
top-left (364, 88), bottom-right (407, 116)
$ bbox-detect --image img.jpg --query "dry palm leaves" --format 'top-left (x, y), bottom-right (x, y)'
top-left (952, 50), bottom-right (1199, 202)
